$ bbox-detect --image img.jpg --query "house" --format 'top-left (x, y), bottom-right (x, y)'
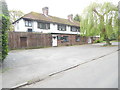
top-left (12, 7), bottom-right (88, 47)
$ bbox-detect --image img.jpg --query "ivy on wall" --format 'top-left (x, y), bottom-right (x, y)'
top-left (0, 0), bottom-right (10, 62)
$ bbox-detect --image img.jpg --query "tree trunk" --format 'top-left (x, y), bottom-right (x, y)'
top-left (105, 35), bottom-right (111, 45)
top-left (102, 28), bottom-right (111, 46)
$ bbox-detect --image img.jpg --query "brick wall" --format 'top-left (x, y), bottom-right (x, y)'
top-left (8, 32), bottom-right (89, 49)
top-left (57, 34), bottom-right (88, 46)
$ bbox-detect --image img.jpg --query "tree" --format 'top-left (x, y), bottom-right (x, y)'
top-left (80, 2), bottom-right (118, 45)
top-left (9, 10), bottom-right (24, 22)
top-left (9, 10), bottom-right (24, 31)
top-left (74, 14), bottom-right (81, 22)
top-left (0, 19), bottom-right (2, 61)
top-left (0, 0), bottom-right (10, 61)
top-left (118, 1), bottom-right (120, 41)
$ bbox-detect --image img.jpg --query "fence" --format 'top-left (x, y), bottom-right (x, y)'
top-left (8, 32), bottom-right (52, 49)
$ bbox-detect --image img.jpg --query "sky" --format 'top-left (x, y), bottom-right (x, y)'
top-left (6, 0), bottom-right (119, 19)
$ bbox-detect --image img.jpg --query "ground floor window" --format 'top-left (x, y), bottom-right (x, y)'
top-left (62, 36), bottom-right (69, 42)
top-left (27, 29), bottom-right (32, 32)
top-left (76, 36), bottom-right (80, 42)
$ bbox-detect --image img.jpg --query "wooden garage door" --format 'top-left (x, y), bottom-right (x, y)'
top-left (20, 37), bottom-right (27, 48)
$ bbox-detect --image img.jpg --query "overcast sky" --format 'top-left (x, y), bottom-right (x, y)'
top-left (6, 0), bottom-right (119, 19)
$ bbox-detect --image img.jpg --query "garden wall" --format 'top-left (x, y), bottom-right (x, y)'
top-left (8, 32), bottom-right (52, 49)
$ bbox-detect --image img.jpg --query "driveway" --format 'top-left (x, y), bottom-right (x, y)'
top-left (2, 43), bottom-right (118, 88)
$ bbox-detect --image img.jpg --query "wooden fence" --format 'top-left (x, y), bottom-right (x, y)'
top-left (8, 32), bottom-right (52, 49)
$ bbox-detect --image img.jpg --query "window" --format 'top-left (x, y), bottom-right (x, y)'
top-left (57, 24), bottom-right (66, 31)
top-left (27, 29), bottom-right (32, 32)
top-left (38, 22), bottom-right (50, 29)
top-left (17, 22), bottom-right (19, 30)
top-left (63, 36), bottom-right (69, 42)
top-left (76, 36), bottom-right (80, 42)
top-left (25, 20), bottom-right (32, 27)
top-left (71, 26), bottom-right (80, 32)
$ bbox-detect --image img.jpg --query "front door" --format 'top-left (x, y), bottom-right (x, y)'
top-left (52, 35), bottom-right (57, 47)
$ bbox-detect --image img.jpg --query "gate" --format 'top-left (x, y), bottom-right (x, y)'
top-left (20, 37), bottom-right (27, 48)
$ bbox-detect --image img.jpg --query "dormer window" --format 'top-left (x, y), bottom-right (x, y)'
top-left (57, 24), bottom-right (66, 31)
top-left (25, 20), bottom-right (32, 27)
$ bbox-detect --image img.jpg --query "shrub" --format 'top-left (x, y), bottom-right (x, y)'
top-left (0, 0), bottom-right (10, 62)
top-left (94, 40), bottom-right (102, 43)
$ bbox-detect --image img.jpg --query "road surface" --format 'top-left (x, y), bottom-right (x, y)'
top-left (2, 43), bottom-right (118, 88)
top-left (23, 51), bottom-right (118, 88)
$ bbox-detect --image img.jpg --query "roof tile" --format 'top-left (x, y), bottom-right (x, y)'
top-left (22, 12), bottom-right (80, 27)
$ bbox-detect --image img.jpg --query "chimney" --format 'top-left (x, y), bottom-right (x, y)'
top-left (68, 14), bottom-right (73, 22)
top-left (42, 7), bottom-right (49, 16)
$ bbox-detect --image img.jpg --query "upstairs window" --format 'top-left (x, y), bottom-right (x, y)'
top-left (38, 22), bottom-right (50, 29)
top-left (71, 26), bottom-right (80, 32)
top-left (25, 20), bottom-right (32, 27)
top-left (57, 24), bottom-right (66, 31)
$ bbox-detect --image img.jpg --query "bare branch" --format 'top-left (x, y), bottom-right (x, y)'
top-left (93, 8), bottom-right (103, 17)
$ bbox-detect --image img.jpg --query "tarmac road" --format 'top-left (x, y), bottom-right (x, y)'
top-left (2, 43), bottom-right (118, 88)
top-left (23, 50), bottom-right (118, 88)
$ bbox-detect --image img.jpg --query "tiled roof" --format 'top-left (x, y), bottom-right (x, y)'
top-left (21, 12), bottom-right (80, 27)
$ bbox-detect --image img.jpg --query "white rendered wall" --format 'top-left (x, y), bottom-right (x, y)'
top-left (14, 19), bottom-right (80, 35)
top-left (14, 19), bottom-right (33, 32)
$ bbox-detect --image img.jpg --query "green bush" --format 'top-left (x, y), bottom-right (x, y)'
top-left (1, 16), bottom-right (9, 62)
top-left (94, 40), bottom-right (102, 43)
top-left (0, 0), bottom-right (10, 62)
top-left (0, 23), bottom-right (2, 61)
